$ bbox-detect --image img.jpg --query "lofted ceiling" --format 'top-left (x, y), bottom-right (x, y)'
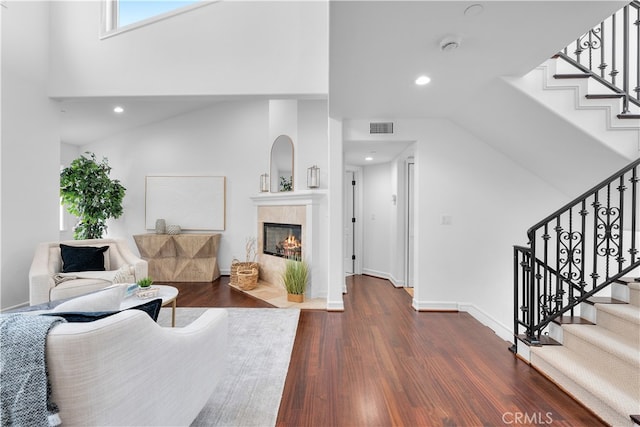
top-left (329, 1), bottom-right (626, 120)
top-left (330, 0), bottom-right (626, 165)
top-left (59, 96), bottom-right (227, 145)
top-left (57, 1), bottom-right (627, 166)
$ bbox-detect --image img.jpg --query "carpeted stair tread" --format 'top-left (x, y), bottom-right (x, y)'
top-left (562, 323), bottom-right (640, 368)
top-left (596, 303), bottom-right (640, 324)
top-left (531, 346), bottom-right (639, 418)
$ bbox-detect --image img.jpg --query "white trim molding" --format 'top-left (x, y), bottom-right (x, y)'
top-left (412, 300), bottom-right (458, 311)
top-left (459, 302), bottom-right (513, 344)
top-left (412, 299), bottom-right (514, 344)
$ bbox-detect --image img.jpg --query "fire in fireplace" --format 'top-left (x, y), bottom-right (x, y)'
top-left (263, 222), bottom-right (302, 259)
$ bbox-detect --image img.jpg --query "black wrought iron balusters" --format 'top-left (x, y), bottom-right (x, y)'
top-left (513, 159), bottom-right (640, 348)
top-left (560, 1), bottom-right (640, 115)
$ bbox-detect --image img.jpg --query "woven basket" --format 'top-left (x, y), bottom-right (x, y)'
top-left (237, 268), bottom-right (259, 291)
top-left (230, 260), bottom-right (259, 285)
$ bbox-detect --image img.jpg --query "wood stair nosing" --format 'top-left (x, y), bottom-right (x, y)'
top-left (553, 73), bottom-right (591, 79)
top-left (617, 114), bottom-right (640, 120)
top-left (586, 94), bottom-right (626, 100)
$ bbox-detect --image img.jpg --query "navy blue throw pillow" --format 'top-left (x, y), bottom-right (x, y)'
top-left (60, 244), bottom-right (109, 273)
top-left (42, 299), bottom-right (163, 323)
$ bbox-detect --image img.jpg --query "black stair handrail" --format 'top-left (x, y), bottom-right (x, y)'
top-left (513, 158), bottom-right (640, 348)
top-left (527, 159), bottom-right (640, 237)
top-left (559, 1), bottom-right (640, 114)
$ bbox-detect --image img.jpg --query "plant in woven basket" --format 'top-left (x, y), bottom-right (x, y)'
top-left (231, 237), bottom-right (259, 287)
top-left (245, 237), bottom-right (257, 262)
top-left (282, 259), bottom-right (308, 302)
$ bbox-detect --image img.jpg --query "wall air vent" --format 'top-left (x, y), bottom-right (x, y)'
top-left (369, 122), bottom-right (394, 134)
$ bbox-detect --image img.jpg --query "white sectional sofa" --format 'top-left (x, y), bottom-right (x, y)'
top-left (29, 238), bottom-right (148, 306)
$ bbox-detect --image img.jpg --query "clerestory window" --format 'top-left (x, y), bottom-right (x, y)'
top-left (102, 0), bottom-right (208, 38)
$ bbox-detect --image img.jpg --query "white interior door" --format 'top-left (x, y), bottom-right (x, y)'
top-left (406, 160), bottom-right (415, 287)
top-left (344, 170), bottom-right (355, 275)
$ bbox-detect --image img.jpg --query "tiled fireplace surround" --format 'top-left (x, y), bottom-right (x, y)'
top-left (251, 192), bottom-right (324, 298)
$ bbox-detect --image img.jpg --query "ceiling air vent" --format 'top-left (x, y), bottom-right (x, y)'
top-left (370, 122), bottom-right (394, 134)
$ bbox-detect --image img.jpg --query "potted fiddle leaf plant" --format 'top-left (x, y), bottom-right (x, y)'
top-left (60, 152), bottom-right (126, 240)
top-left (282, 259), bottom-right (308, 303)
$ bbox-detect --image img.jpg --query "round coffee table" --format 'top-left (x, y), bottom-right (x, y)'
top-left (120, 285), bottom-right (179, 326)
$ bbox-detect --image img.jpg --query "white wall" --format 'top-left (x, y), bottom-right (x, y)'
top-left (59, 143), bottom-right (80, 241)
top-left (298, 101), bottom-right (329, 191)
top-left (80, 99), bottom-right (328, 284)
top-left (49, 1), bottom-right (328, 98)
top-left (342, 118), bottom-right (569, 340)
top-left (1, 1), bottom-right (61, 309)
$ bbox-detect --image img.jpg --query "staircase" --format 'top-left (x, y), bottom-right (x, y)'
top-left (529, 278), bottom-right (640, 426)
top-left (511, 4), bottom-right (640, 424)
top-left (509, 57), bottom-right (640, 162)
top-left (513, 158), bottom-right (640, 425)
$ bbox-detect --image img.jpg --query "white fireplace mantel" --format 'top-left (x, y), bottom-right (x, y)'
top-left (250, 190), bottom-right (327, 207)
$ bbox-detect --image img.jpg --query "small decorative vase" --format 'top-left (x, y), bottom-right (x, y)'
top-left (155, 219), bottom-right (166, 234)
top-left (287, 293), bottom-right (304, 303)
top-left (167, 224), bottom-right (181, 235)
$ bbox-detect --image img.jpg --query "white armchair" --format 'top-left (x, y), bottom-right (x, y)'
top-left (29, 238), bottom-right (148, 306)
top-left (46, 308), bottom-right (228, 426)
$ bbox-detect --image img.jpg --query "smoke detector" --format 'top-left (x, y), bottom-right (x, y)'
top-left (440, 36), bottom-right (461, 52)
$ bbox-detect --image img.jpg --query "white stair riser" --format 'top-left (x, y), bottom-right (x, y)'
top-left (612, 282), bottom-right (630, 303)
top-left (548, 322), bottom-right (563, 344)
top-left (580, 302), bottom-right (597, 323)
top-left (562, 331), bottom-right (639, 398)
top-left (630, 283), bottom-right (640, 307)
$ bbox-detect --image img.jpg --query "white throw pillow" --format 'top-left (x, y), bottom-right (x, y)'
top-left (112, 264), bottom-right (135, 284)
top-left (52, 284), bottom-right (126, 312)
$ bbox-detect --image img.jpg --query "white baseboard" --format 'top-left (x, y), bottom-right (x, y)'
top-left (459, 302), bottom-right (513, 344)
top-left (361, 268), bottom-right (390, 281)
top-left (388, 274), bottom-right (405, 288)
top-left (362, 269), bottom-right (406, 288)
top-left (412, 300), bottom-right (458, 311)
top-left (412, 298), bottom-right (514, 344)
top-left (1, 301), bottom-right (29, 312)
top-left (326, 299), bottom-right (345, 311)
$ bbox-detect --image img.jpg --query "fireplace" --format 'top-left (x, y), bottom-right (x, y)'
top-left (263, 222), bottom-right (302, 259)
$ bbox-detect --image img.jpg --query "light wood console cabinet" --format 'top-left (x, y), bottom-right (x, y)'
top-left (134, 234), bottom-right (221, 282)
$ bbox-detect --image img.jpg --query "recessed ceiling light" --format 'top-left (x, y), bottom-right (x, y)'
top-left (464, 4), bottom-right (484, 17)
top-left (415, 75), bottom-right (431, 86)
top-left (113, 106), bottom-right (124, 113)
top-left (365, 156), bottom-right (373, 161)
top-left (439, 36), bottom-right (461, 52)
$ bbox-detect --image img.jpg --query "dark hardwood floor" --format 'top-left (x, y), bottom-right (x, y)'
top-left (171, 275), bottom-right (605, 427)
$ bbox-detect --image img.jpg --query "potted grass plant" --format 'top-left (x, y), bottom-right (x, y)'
top-left (136, 277), bottom-right (153, 288)
top-left (282, 259), bottom-right (308, 303)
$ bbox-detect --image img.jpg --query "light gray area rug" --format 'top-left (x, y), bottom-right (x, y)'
top-left (157, 307), bottom-right (300, 427)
